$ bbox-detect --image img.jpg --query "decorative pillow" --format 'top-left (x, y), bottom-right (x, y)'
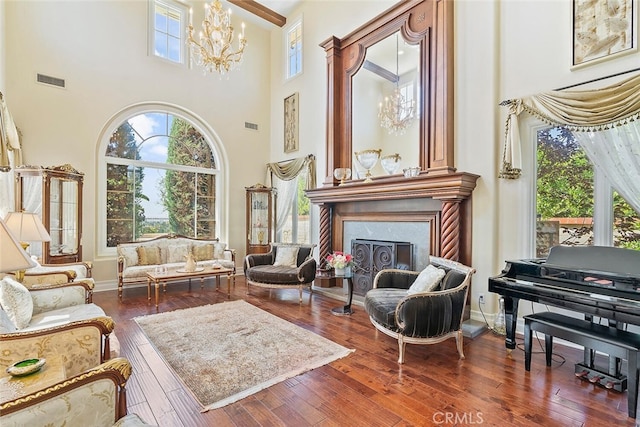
top-left (193, 244), bottom-right (214, 262)
top-left (0, 277), bottom-right (33, 329)
top-left (137, 246), bottom-right (161, 265)
top-left (213, 242), bottom-right (226, 260)
top-left (407, 264), bottom-right (446, 295)
top-left (168, 244), bottom-right (190, 263)
top-left (0, 307), bottom-right (17, 333)
top-left (119, 246), bottom-right (139, 267)
top-left (273, 246), bottom-right (299, 268)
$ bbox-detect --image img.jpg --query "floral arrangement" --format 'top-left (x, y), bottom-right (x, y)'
top-left (326, 251), bottom-right (355, 269)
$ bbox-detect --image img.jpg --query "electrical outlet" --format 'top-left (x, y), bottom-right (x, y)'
top-left (479, 294), bottom-right (485, 305)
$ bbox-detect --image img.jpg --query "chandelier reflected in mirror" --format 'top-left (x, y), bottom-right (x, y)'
top-left (378, 35), bottom-right (415, 135)
top-left (187, 0), bottom-right (247, 76)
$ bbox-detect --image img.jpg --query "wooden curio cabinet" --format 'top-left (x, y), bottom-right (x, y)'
top-left (245, 183), bottom-right (276, 255)
top-left (15, 164), bottom-right (84, 264)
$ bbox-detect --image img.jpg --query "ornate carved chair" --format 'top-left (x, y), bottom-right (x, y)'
top-left (0, 358), bottom-right (154, 427)
top-left (364, 256), bottom-right (476, 364)
top-left (0, 277), bottom-right (117, 377)
top-left (244, 243), bottom-right (317, 303)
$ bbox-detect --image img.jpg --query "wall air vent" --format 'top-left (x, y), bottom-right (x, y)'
top-left (244, 122), bottom-right (259, 131)
top-left (36, 73), bottom-right (66, 88)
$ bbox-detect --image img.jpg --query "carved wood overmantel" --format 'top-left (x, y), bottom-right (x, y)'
top-left (310, 0), bottom-right (478, 267)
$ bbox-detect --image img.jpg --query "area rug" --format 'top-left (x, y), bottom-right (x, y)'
top-left (133, 300), bottom-right (354, 411)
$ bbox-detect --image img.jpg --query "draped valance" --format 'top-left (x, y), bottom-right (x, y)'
top-left (266, 154), bottom-right (316, 190)
top-left (499, 73), bottom-right (640, 179)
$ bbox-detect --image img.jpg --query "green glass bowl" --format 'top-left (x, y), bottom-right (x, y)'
top-left (6, 358), bottom-right (46, 377)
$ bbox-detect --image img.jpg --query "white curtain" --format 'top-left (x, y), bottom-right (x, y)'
top-left (499, 72), bottom-right (640, 214)
top-left (573, 121), bottom-right (640, 213)
top-left (266, 154), bottom-right (316, 239)
top-left (271, 174), bottom-right (299, 237)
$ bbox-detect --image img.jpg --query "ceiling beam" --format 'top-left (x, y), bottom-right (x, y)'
top-left (228, 0), bottom-right (287, 27)
top-left (363, 60), bottom-right (399, 83)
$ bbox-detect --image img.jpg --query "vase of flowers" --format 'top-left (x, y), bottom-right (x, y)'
top-left (326, 251), bottom-right (355, 276)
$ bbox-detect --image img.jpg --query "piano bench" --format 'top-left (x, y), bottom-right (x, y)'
top-left (524, 311), bottom-right (640, 418)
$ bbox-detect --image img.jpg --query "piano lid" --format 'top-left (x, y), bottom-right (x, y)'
top-left (544, 245), bottom-right (640, 278)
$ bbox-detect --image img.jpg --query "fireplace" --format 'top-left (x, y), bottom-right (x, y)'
top-left (306, 172), bottom-right (479, 269)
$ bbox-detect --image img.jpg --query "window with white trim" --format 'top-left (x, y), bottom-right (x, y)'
top-left (150, 0), bottom-right (188, 64)
top-left (101, 109), bottom-right (222, 250)
top-left (285, 18), bottom-right (303, 79)
top-left (535, 126), bottom-right (640, 257)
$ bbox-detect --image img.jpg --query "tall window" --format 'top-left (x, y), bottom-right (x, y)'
top-left (286, 18), bottom-right (303, 79)
top-left (103, 111), bottom-right (219, 248)
top-left (535, 126), bottom-right (640, 257)
top-left (274, 170), bottom-right (310, 244)
top-left (150, 0), bottom-right (187, 64)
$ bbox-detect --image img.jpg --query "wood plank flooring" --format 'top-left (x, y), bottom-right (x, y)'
top-left (93, 277), bottom-right (637, 426)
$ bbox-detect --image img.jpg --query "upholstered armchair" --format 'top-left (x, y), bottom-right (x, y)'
top-left (364, 256), bottom-right (476, 364)
top-left (5, 260), bottom-right (93, 287)
top-left (0, 277), bottom-right (117, 377)
top-left (244, 243), bottom-right (317, 303)
top-left (0, 358), bottom-right (154, 427)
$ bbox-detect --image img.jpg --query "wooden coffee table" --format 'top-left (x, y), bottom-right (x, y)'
top-left (146, 267), bottom-right (234, 310)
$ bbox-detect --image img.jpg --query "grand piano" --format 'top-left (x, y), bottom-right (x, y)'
top-left (489, 245), bottom-right (640, 392)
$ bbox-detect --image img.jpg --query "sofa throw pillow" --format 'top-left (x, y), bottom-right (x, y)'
top-left (193, 244), bottom-right (214, 262)
top-left (0, 277), bottom-right (33, 329)
top-left (168, 244), bottom-right (190, 264)
top-left (407, 264), bottom-right (446, 295)
top-left (273, 246), bottom-right (299, 268)
top-left (119, 246), bottom-right (138, 267)
top-left (137, 246), bottom-right (161, 266)
top-left (0, 307), bottom-right (17, 333)
top-left (213, 242), bottom-right (226, 260)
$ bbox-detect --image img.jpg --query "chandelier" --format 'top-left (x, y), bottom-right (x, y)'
top-left (378, 35), bottom-right (415, 135)
top-left (187, 0), bottom-right (247, 76)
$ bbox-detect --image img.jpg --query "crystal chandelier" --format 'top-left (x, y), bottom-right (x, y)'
top-left (378, 35), bottom-right (415, 135)
top-left (187, 0), bottom-right (247, 76)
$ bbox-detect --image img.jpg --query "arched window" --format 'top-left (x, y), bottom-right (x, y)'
top-left (98, 105), bottom-right (225, 255)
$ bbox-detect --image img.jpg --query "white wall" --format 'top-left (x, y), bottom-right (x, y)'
top-left (4, 0), bottom-right (271, 282)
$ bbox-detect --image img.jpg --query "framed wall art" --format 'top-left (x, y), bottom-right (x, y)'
top-left (284, 92), bottom-right (299, 153)
top-left (573, 0), bottom-right (637, 68)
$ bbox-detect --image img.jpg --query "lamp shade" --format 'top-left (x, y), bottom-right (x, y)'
top-left (0, 218), bottom-right (37, 273)
top-left (4, 211), bottom-right (51, 243)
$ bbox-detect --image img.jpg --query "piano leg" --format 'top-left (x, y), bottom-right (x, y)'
top-left (503, 296), bottom-right (520, 355)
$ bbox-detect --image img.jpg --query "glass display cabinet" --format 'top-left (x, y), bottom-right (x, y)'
top-left (245, 183), bottom-right (276, 255)
top-left (15, 164), bottom-right (84, 264)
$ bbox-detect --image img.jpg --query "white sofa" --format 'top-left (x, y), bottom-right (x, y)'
top-left (5, 259), bottom-right (92, 287)
top-left (116, 233), bottom-right (236, 299)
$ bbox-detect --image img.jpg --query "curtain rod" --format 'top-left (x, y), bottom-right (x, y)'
top-left (555, 67), bottom-right (640, 91)
top-left (273, 153), bottom-right (315, 166)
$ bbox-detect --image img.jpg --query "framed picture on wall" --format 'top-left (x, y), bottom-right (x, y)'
top-left (572, 0), bottom-right (637, 68)
top-left (284, 92), bottom-right (299, 153)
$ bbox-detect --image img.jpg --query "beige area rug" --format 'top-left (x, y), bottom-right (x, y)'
top-left (134, 300), bottom-right (354, 412)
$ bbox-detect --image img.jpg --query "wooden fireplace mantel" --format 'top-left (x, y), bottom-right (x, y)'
top-left (306, 171), bottom-right (479, 204)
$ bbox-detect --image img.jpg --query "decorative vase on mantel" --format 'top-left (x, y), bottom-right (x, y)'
top-left (334, 267), bottom-right (346, 276)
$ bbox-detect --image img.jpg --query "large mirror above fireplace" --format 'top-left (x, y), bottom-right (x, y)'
top-left (308, 0), bottom-right (478, 270)
top-left (352, 29), bottom-right (420, 178)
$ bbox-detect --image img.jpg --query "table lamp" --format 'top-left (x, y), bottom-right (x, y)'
top-left (3, 212), bottom-right (50, 281)
top-left (0, 218), bottom-right (37, 280)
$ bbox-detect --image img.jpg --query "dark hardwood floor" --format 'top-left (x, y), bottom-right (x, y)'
top-left (93, 277), bottom-right (637, 427)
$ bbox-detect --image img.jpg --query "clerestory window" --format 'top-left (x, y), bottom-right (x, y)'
top-left (150, 0), bottom-right (188, 64)
top-left (285, 17), bottom-right (303, 79)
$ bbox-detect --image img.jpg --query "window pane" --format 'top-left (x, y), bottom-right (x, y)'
top-left (154, 31), bottom-right (167, 57)
top-left (168, 36), bottom-right (180, 62)
top-left (155, 8), bottom-right (168, 31)
top-left (536, 127), bottom-right (594, 257)
top-left (613, 191), bottom-right (640, 250)
top-left (167, 13), bottom-right (180, 37)
top-left (105, 112), bottom-right (218, 245)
